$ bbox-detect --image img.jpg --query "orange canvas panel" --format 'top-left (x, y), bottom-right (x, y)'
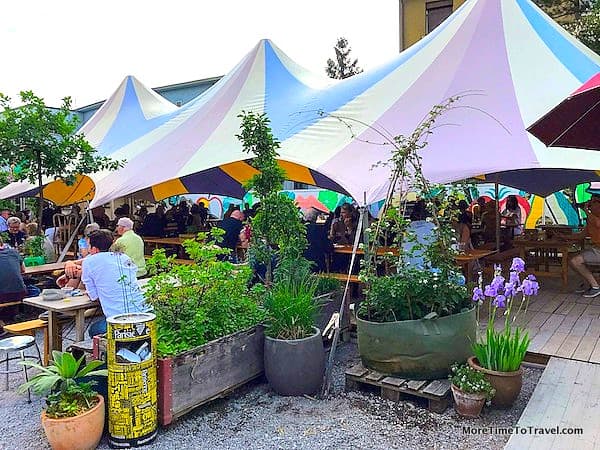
top-left (220, 161), bottom-right (259, 183)
top-left (151, 178), bottom-right (189, 201)
top-left (41, 175), bottom-right (95, 206)
top-left (277, 160), bottom-right (315, 185)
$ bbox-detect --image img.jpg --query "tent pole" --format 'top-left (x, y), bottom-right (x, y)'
top-left (495, 181), bottom-right (500, 252)
top-left (542, 198), bottom-right (546, 225)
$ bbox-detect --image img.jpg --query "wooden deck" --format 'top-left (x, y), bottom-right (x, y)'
top-left (505, 357), bottom-right (600, 449)
top-left (480, 275), bottom-right (600, 364)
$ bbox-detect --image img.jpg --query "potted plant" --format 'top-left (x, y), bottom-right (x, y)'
top-left (469, 257), bottom-right (538, 407)
top-left (142, 229), bottom-right (266, 424)
top-left (23, 234), bottom-right (46, 266)
top-left (349, 98), bottom-right (477, 380)
top-left (18, 351), bottom-right (107, 450)
top-left (237, 111), bottom-right (325, 395)
top-left (263, 260), bottom-right (325, 396)
top-left (449, 363), bottom-right (495, 418)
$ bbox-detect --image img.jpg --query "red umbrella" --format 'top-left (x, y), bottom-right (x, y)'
top-left (528, 72), bottom-right (600, 150)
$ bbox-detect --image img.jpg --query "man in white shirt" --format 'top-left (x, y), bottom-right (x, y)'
top-left (82, 230), bottom-right (150, 337)
top-left (0, 209), bottom-right (10, 233)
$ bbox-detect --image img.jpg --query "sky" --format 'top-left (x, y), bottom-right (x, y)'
top-left (2, 0), bottom-right (400, 108)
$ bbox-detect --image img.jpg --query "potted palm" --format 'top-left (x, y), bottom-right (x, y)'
top-left (449, 363), bottom-right (495, 418)
top-left (19, 351), bottom-right (107, 450)
top-left (352, 99), bottom-right (476, 380)
top-left (469, 257), bottom-right (538, 407)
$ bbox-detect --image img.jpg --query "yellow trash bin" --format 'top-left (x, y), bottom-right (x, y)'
top-left (107, 312), bottom-right (158, 447)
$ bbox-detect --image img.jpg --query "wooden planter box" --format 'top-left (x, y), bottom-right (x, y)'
top-left (93, 325), bottom-right (264, 426)
top-left (157, 325), bottom-right (264, 426)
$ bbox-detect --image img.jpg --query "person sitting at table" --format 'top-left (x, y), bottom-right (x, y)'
top-left (0, 234), bottom-right (28, 326)
top-left (330, 203), bottom-right (359, 245)
top-left (402, 200), bottom-right (436, 269)
top-left (6, 216), bottom-right (27, 249)
top-left (0, 208), bottom-right (10, 232)
top-left (139, 204), bottom-right (166, 237)
top-left (82, 230), bottom-right (150, 338)
top-left (91, 206), bottom-right (111, 229)
top-left (564, 196), bottom-right (600, 298)
top-left (218, 210), bottom-right (245, 262)
top-left (501, 195), bottom-right (523, 237)
top-left (480, 200), bottom-right (498, 244)
top-left (78, 223), bottom-right (100, 258)
top-left (471, 197), bottom-right (487, 223)
top-left (113, 217), bottom-right (147, 278)
top-left (25, 222), bottom-right (57, 263)
top-left (304, 208), bottom-right (331, 273)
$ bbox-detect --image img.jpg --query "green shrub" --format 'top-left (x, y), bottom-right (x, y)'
top-left (145, 229), bottom-right (265, 356)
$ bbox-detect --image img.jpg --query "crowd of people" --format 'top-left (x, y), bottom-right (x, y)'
top-left (0, 202), bottom-right (150, 338)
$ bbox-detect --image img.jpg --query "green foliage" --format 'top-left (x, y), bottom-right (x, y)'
top-left (264, 263), bottom-right (319, 340)
top-left (0, 91), bottom-right (123, 223)
top-left (325, 37), bottom-right (363, 79)
top-left (471, 263), bottom-right (535, 372)
top-left (565, 0), bottom-right (600, 54)
top-left (24, 235), bottom-right (45, 257)
top-left (361, 268), bottom-right (470, 322)
top-left (18, 351), bottom-right (107, 419)
top-left (144, 229), bottom-right (265, 356)
top-left (449, 363), bottom-right (495, 400)
top-left (472, 325), bottom-right (530, 373)
top-left (314, 275), bottom-right (341, 296)
top-left (236, 111), bottom-right (307, 283)
top-left (348, 97), bottom-right (471, 323)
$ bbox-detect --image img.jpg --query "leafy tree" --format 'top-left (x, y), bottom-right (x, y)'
top-left (325, 37), bottom-right (363, 79)
top-left (535, 0), bottom-right (600, 54)
top-left (535, 0), bottom-right (592, 23)
top-left (566, 0), bottom-right (600, 54)
top-left (0, 91), bottom-right (123, 227)
top-left (236, 111), bottom-right (307, 284)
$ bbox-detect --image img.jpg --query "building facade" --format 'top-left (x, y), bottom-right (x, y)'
top-left (400, 0), bottom-right (467, 50)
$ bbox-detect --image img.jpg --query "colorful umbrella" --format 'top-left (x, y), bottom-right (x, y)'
top-left (528, 72), bottom-right (600, 150)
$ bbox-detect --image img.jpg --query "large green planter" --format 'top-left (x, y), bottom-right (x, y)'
top-left (357, 307), bottom-right (476, 380)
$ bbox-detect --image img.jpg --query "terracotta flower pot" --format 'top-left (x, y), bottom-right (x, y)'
top-left (451, 384), bottom-right (487, 418)
top-left (41, 394), bottom-right (105, 450)
top-left (468, 356), bottom-right (522, 408)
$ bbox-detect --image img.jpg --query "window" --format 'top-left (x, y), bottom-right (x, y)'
top-left (426, 0), bottom-right (453, 34)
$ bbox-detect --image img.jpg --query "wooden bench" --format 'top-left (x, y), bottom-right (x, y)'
top-left (0, 301), bottom-right (22, 309)
top-left (481, 247), bottom-right (521, 275)
top-left (3, 319), bottom-right (49, 366)
top-left (318, 272), bottom-right (361, 284)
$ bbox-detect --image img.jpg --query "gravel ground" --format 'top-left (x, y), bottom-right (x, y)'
top-left (0, 335), bottom-right (542, 450)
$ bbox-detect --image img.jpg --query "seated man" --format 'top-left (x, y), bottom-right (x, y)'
top-left (0, 235), bottom-right (27, 326)
top-left (82, 230), bottom-right (151, 337)
top-left (113, 217), bottom-right (147, 277)
top-left (6, 216), bottom-right (27, 248)
top-left (566, 196), bottom-right (600, 298)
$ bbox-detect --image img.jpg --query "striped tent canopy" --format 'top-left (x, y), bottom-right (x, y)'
top-left (0, 76), bottom-right (178, 205)
top-left (88, 0), bottom-right (600, 208)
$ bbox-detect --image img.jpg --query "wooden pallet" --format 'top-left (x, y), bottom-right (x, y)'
top-left (345, 363), bottom-right (451, 413)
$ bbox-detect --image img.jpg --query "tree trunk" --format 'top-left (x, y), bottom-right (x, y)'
top-left (36, 150), bottom-right (44, 234)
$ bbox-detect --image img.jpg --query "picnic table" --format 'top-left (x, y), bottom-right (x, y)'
top-left (143, 236), bottom-right (186, 257)
top-left (455, 249), bottom-right (496, 281)
top-left (24, 261), bottom-right (66, 276)
top-left (23, 293), bottom-right (97, 355)
top-left (511, 236), bottom-right (583, 289)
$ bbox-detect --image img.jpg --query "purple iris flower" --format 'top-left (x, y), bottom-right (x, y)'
top-left (504, 282), bottom-right (516, 298)
top-left (522, 278), bottom-right (539, 296)
top-left (484, 284), bottom-right (498, 297)
top-left (492, 295), bottom-right (506, 308)
top-left (472, 287), bottom-right (485, 302)
top-left (509, 271), bottom-right (520, 286)
top-left (491, 275), bottom-right (505, 293)
top-left (510, 257), bottom-right (526, 273)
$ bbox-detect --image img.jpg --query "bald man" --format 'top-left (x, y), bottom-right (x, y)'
top-left (113, 217), bottom-right (147, 277)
